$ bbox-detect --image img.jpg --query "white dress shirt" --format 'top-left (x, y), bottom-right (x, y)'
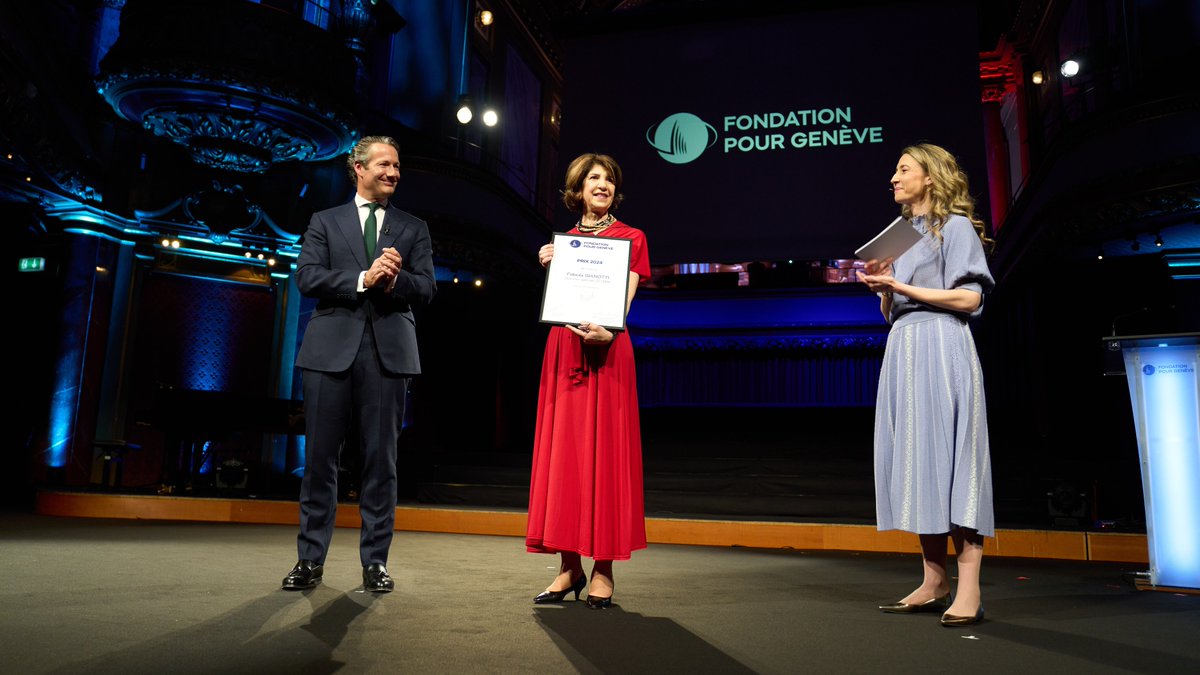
top-left (354, 194), bottom-right (388, 292)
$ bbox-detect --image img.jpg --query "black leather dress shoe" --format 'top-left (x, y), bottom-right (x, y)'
top-left (363, 563), bottom-right (395, 593)
top-left (282, 560), bottom-right (323, 590)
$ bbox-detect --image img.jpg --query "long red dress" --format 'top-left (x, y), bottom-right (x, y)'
top-left (525, 222), bottom-right (650, 561)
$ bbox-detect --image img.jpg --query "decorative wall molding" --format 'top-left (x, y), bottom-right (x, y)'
top-left (96, 0), bottom-right (359, 173)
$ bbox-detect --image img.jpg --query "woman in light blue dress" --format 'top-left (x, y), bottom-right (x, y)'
top-left (858, 143), bottom-right (995, 627)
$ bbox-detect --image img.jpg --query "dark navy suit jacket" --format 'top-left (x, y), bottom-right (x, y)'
top-left (294, 201), bottom-right (436, 375)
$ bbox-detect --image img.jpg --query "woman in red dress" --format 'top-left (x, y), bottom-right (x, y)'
top-left (526, 153), bottom-right (650, 609)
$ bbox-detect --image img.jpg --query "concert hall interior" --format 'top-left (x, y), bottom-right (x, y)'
top-left (2, 0), bottom-right (1199, 670)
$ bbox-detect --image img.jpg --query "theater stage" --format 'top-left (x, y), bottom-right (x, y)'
top-left (2, 509), bottom-right (1197, 674)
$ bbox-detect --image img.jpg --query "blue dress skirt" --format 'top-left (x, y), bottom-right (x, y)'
top-left (874, 312), bottom-right (994, 537)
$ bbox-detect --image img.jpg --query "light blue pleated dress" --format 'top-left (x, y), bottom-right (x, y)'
top-left (875, 214), bottom-right (996, 537)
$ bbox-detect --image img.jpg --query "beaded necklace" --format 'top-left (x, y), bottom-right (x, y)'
top-left (575, 212), bottom-right (615, 234)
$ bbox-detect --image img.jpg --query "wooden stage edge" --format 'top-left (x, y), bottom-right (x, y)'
top-left (36, 491), bottom-right (1149, 564)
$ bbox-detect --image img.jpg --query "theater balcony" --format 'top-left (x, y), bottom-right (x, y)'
top-left (982, 0), bottom-right (1200, 275)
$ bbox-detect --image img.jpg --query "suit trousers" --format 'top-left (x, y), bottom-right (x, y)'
top-left (297, 325), bottom-right (408, 566)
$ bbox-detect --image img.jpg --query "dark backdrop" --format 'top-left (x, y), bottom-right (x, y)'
top-left (560, 0), bottom-right (986, 263)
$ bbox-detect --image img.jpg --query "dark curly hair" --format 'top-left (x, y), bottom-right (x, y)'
top-left (560, 153), bottom-right (624, 213)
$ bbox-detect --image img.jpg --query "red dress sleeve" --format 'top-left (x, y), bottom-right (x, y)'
top-left (626, 227), bottom-right (651, 283)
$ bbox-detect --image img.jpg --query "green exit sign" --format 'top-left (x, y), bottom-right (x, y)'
top-left (18, 257), bottom-right (45, 272)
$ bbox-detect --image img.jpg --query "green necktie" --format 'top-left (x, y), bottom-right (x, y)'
top-left (364, 203), bottom-right (380, 260)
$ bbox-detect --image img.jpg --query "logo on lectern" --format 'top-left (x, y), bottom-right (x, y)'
top-left (1143, 365), bottom-right (1155, 375)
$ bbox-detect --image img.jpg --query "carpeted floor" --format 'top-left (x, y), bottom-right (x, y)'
top-left (0, 513), bottom-right (1196, 674)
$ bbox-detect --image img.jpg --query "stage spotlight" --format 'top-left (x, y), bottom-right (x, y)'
top-left (1031, 70), bottom-right (1044, 85)
top-left (268, 257), bottom-right (276, 266)
top-left (1060, 58), bottom-right (1081, 78)
top-left (1155, 233), bottom-right (1164, 247)
top-left (1097, 246), bottom-right (1104, 260)
top-left (244, 251), bottom-right (252, 258)
top-left (474, 278), bottom-right (483, 287)
top-left (455, 97), bottom-right (473, 125)
top-left (162, 238), bottom-right (171, 247)
top-left (257, 253), bottom-right (265, 260)
top-left (482, 109), bottom-right (498, 127)
top-left (452, 276), bottom-right (459, 284)
top-left (479, 10), bottom-right (493, 26)
top-left (170, 239), bottom-right (181, 249)
top-left (5, 153), bottom-right (12, 160)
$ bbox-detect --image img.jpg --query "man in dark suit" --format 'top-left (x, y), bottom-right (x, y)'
top-left (282, 135), bottom-right (436, 592)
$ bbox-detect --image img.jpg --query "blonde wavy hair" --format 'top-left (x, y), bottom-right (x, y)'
top-left (899, 143), bottom-right (993, 251)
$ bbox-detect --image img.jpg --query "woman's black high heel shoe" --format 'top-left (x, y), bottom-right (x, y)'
top-left (585, 575), bottom-right (614, 609)
top-left (533, 573), bottom-right (586, 604)
top-left (585, 594), bottom-right (612, 609)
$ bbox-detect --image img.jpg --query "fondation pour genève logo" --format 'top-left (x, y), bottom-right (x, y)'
top-left (646, 112), bottom-right (717, 164)
top-left (646, 106), bottom-right (885, 165)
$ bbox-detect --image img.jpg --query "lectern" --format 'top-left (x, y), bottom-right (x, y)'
top-left (1104, 333), bottom-right (1200, 590)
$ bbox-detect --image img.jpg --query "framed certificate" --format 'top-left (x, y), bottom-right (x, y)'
top-left (539, 233), bottom-right (633, 330)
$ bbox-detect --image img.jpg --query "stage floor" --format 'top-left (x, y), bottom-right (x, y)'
top-left (1, 513), bottom-right (1196, 674)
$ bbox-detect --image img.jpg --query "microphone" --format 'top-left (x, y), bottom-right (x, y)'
top-left (383, 226), bottom-right (390, 235)
top-left (1110, 307), bottom-right (1148, 337)
top-left (1109, 305), bottom-right (1174, 337)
